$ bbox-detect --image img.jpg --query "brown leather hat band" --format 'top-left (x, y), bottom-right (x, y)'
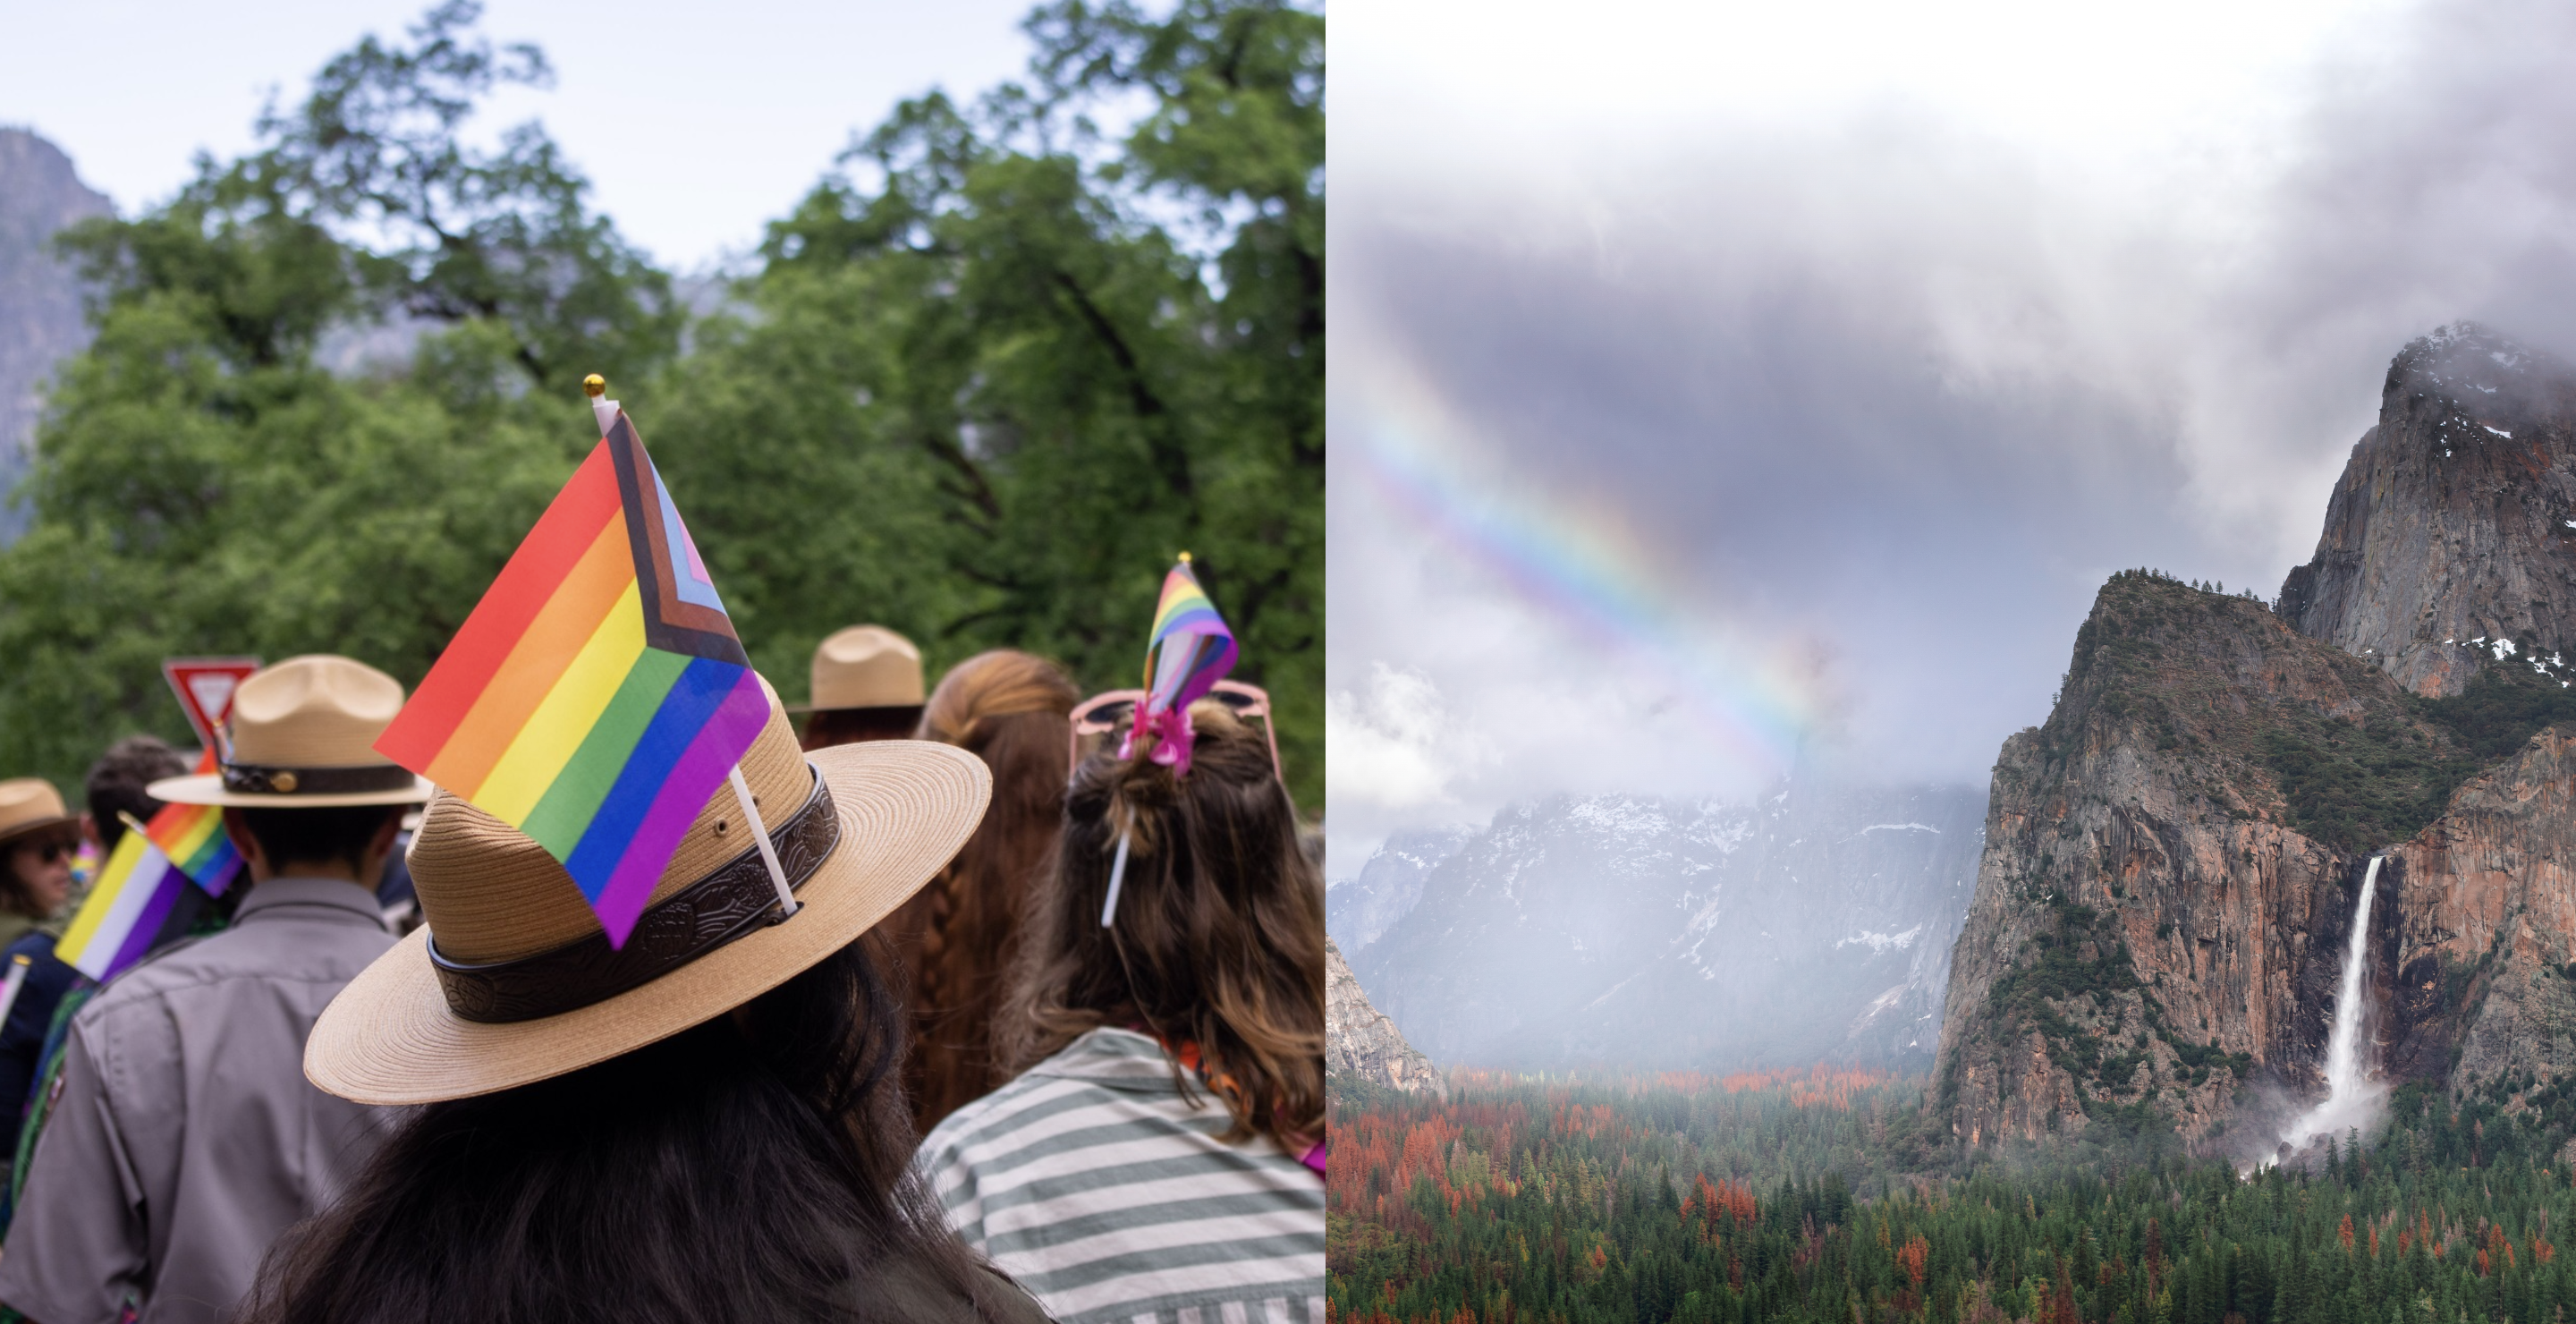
top-left (428, 768), bottom-right (842, 1024)
top-left (220, 762), bottom-right (418, 796)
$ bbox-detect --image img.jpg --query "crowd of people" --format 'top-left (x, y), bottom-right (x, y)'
top-left (0, 618), bottom-right (1325, 1323)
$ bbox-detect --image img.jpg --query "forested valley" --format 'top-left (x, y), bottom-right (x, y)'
top-left (1327, 1072), bottom-right (2576, 1324)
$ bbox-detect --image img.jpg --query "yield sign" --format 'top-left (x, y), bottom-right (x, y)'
top-left (162, 658), bottom-right (263, 751)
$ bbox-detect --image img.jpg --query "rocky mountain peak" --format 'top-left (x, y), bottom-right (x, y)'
top-left (1326, 938), bottom-right (1444, 1098)
top-left (0, 127), bottom-right (112, 541)
top-left (2279, 321), bottom-right (2576, 696)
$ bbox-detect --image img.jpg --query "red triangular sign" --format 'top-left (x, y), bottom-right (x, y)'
top-left (163, 658), bottom-right (263, 751)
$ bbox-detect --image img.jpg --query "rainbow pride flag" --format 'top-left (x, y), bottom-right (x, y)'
top-left (376, 410), bottom-right (768, 947)
top-left (1141, 557), bottom-right (1237, 718)
top-left (145, 804), bottom-right (239, 895)
top-left (57, 828), bottom-right (188, 981)
top-left (143, 751), bottom-right (239, 895)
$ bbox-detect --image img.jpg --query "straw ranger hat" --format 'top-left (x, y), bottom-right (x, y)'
top-left (789, 624), bottom-right (924, 714)
top-left (0, 779), bottom-right (72, 847)
top-left (148, 656), bottom-right (433, 808)
top-left (306, 681), bottom-right (990, 1104)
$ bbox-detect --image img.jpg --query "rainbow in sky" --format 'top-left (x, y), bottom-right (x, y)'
top-left (1338, 339), bottom-right (1834, 775)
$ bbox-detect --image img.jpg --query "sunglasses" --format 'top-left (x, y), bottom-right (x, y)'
top-left (12, 836), bottom-right (72, 865)
top-left (1069, 679), bottom-right (1282, 783)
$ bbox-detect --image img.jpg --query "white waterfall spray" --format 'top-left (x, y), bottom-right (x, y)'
top-left (2280, 854), bottom-right (2386, 1154)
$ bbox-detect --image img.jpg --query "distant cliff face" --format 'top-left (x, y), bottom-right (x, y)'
top-left (0, 128), bottom-right (111, 540)
top-left (2279, 324), bottom-right (2576, 698)
top-left (1326, 937), bottom-right (1445, 1097)
top-left (1933, 576), bottom-right (2413, 1152)
top-left (1351, 781), bottom-right (1983, 1072)
top-left (1937, 327), bottom-right (2576, 1157)
top-left (1328, 826), bottom-right (1472, 955)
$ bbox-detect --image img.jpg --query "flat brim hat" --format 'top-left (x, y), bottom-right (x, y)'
top-left (786, 624), bottom-right (926, 715)
top-left (0, 779), bottom-right (72, 847)
top-left (305, 696), bottom-right (989, 1105)
top-left (149, 655), bottom-right (433, 809)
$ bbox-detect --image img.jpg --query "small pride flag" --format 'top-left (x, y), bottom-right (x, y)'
top-left (1141, 556), bottom-right (1237, 721)
top-left (142, 751), bottom-right (239, 895)
top-left (57, 828), bottom-right (189, 982)
top-left (376, 408), bottom-right (769, 947)
top-left (1118, 556), bottom-right (1240, 780)
top-left (146, 802), bottom-right (240, 895)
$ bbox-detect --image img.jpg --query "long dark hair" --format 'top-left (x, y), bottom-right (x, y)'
top-left (1002, 701), bottom-right (1324, 1151)
top-left (237, 937), bottom-right (1017, 1323)
top-left (902, 649), bottom-right (1079, 1132)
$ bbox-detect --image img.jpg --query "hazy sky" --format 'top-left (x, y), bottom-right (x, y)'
top-left (0, 0), bottom-right (1034, 268)
top-left (1326, 0), bottom-right (2576, 875)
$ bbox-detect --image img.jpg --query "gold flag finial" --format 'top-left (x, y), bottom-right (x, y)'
top-left (582, 374), bottom-right (607, 398)
top-left (1178, 550), bottom-right (1192, 564)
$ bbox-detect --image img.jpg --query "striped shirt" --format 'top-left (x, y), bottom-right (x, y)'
top-left (919, 1028), bottom-right (1325, 1324)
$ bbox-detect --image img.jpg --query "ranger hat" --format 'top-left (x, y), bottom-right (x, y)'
top-left (148, 656), bottom-right (434, 808)
top-left (304, 688), bottom-right (987, 1104)
top-left (790, 625), bottom-right (925, 714)
top-left (0, 779), bottom-right (72, 847)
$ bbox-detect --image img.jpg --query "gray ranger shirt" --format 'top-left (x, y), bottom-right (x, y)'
top-left (0, 878), bottom-right (402, 1324)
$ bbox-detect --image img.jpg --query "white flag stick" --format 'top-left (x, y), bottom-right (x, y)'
top-left (1098, 830), bottom-right (1131, 928)
top-left (728, 766), bottom-right (797, 918)
top-left (0, 954), bottom-right (32, 1029)
top-left (583, 373), bottom-right (619, 435)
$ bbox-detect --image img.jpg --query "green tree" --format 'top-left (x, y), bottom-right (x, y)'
top-left (0, 3), bottom-right (663, 782)
top-left (655, 0), bottom-right (1323, 807)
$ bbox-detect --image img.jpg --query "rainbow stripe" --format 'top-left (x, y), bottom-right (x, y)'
top-left (1141, 559), bottom-right (1237, 718)
top-left (145, 804), bottom-right (239, 895)
top-left (141, 752), bottom-right (239, 895)
top-left (377, 412), bottom-right (768, 947)
top-left (56, 830), bottom-right (187, 982)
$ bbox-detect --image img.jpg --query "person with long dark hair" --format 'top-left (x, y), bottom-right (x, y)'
top-left (919, 699), bottom-right (1326, 1324)
top-left (894, 649), bottom-right (1079, 1133)
top-left (242, 695), bottom-right (1048, 1324)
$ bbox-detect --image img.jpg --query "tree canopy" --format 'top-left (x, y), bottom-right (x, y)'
top-left (0, 0), bottom-right (1322, 811)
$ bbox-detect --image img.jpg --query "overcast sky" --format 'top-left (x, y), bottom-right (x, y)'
top-left (1326, 0), bottom-right (2576, 877)
top-left (0, 0), bottom-right (1034, 269)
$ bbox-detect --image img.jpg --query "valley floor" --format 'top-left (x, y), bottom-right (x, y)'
top-left (1326, 1070), bottom-right (2576, 1324)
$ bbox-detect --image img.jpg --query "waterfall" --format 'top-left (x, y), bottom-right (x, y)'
top-left (2281, 854), bottom-right (2385, 1153)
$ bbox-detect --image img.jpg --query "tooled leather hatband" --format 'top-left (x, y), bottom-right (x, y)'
top-left (428, 766), bottom-right (842, 1023)
top-left (221, 762), bottom-right (419, 795)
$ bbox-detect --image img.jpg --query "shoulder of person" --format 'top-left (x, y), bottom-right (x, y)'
top-left (0, 929), bottom-right (55, 961)
top-left (72, 931), bottom-right (224, 1019)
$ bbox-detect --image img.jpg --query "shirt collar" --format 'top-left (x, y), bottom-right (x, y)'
top-left (231, 877), bottom-right (394, 931)
top-left (1031, 1027), bottom-right (1187, 1092)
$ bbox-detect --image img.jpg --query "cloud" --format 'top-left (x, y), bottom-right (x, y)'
top-left (1326, 665), bottom-right (1470, 812)
top-left (1329, 0), bottom-right (2576, 853)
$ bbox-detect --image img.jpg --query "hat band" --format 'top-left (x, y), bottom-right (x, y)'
top-left (426, 767), bottom-right (842, 1024)
top-left (221, 761), bottom-right (417, 796)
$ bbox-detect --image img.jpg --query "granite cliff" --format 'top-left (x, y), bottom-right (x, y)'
top-left (2280, 323), bottom-right (2576, 699)
top-left (1935, 325), bottom-right (2576, 1158)
top-left (1326, 937), bottom-right (1444, 1097)
top-left (0, 128), bottom-right (110, 540)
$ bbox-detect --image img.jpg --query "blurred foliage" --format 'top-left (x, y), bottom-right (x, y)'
top-left (1330, 1068), bottom-right (2576, 1324)
top-left (0, 0), bottom-right (1323, 811)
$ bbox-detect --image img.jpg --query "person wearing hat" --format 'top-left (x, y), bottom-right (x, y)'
top-left (0, 657), bottom-right (431, 1324)
top-left (0, 779), bottom-right (79, 958)
top-left (0, 739), bottom-right (191, 1167)
top-left (233, 687), bottom-right (1049, 1322)
top-left (795, 624), bottom-right (927, 751)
